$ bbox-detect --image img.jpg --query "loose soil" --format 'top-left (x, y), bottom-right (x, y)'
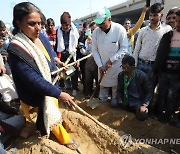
top-left (10, 90), bottom-right (180, 154)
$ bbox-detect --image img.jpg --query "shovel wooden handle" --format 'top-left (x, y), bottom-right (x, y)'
top-left (69, 100), bottom-right (107, 130)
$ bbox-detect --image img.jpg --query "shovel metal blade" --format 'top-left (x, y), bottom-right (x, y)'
top-left (87, 98), bottom-right (100, 109)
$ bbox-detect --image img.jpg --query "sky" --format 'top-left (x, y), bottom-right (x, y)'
top-left (0, 0), bottom-right (127, 27)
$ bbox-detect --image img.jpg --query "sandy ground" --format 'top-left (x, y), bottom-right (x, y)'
top-left (9, 90), bottom-right (180, 154)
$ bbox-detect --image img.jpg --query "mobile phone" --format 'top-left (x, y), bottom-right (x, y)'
top-left (146, 0), bottom-right (150, 7)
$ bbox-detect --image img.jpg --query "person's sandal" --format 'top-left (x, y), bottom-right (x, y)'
top-left (65, 140), bottom-right (79, 150)
top-left (65, 140), bottom-right (82, 153)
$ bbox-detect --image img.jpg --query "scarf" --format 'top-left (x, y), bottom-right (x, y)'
top-left (56, 22), bottom-right (79, 61)
top-left (12, 33), bottom-right (62, 137)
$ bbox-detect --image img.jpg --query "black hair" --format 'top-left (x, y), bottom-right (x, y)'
top-left (47, 18), bottom-right (55, 26)
top-left (176, 9), bottom-right (180, 16)
top-left (41, 13), bottom-right (47, 26)
top-left (150, 3), bottom-right (164, 14)
top-left (83, 22), bottom-right (88, 28)
top-left (124, 18), bottom-right (132, 23)
top-left (0, 36), bottom-right (5, 40)
top-left (89, 22), bottom-right (96, 28)
top-left (166, 7), bottom-right (179, 19)
top-left (122, 55), bottom-right (135, 66)
top-left (0, 20), bottom-right (6, 28)
top-left (12, 2), bottom-right (42, 35)
top-left (60, 12), bottom-right (71, 24)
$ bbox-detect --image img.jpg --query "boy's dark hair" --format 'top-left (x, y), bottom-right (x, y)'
top-left (150, 3), bottom-right (164, 13)
top-left (176, 9), bottom-right (180, 16)
top-left (60, 12), bottom-right (71, 24)
top-left (122, 55), bottom-right (135, 66)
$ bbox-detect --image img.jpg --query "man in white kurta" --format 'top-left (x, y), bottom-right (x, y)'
top-left (92, 8), bottom-right (128, 103)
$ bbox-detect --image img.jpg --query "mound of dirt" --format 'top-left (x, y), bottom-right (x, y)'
top-left (12, 107), bottom-right (166, 154)
top-left (8, 89), bottom-right (179, 154)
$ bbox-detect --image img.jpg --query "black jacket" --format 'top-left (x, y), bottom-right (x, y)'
top-left (117, 69), bottom-right (153, 105)
top-left (153, 31), bottom-right (173, 73)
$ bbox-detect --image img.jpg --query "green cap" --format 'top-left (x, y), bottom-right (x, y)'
top-left (93, 8), bottom-right (111, 25)
top-left (85, 29), bottom-right (92, 36)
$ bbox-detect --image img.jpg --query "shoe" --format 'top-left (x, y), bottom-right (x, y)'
top-left (65, 140), bottom-right (79, 150)
top-left (99, 98), bottom-right (108, 103)
top-left (72, 90), bottom-right (77, 96)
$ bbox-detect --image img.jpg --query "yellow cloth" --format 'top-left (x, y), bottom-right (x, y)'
top-left (42, 45), bottom-right (51, 62)
top-left (127, 11), bottom-right (146, 50)
top-left (52, 123), bottom-right (71, 144)
top-left (51, 99), bottom-right (71, 144)
top-left (20, 101), bottom-right (38, 122)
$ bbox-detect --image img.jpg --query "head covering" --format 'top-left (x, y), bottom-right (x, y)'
top-left (93, 8), bottom-right (111, 24)
top-left (85, 29), bottom-right (92, 36)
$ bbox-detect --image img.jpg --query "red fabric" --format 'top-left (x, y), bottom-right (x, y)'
top-left (57, 52), bottom-right (61, 59)
top-left (46, 29), bottom-right (57, 49)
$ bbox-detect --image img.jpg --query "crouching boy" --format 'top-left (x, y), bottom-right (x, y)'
top-left (112, 55), bottom-right (153, 121)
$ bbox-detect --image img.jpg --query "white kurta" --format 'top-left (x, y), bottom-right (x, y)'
top-left (92, 22), bottom-right (128, 87)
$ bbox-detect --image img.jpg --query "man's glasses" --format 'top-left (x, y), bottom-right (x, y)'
top-left (120, 65), bottom-right (133, 70)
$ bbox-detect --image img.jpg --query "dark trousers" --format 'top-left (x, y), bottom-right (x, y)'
top-left (155, 72), bottom-right (180, 118)
top-left (137, 62), bottom-right (157, 89)
top-left (60, 51), bottom-right (79, 90)
top-left (118, 103), bottom-right (148, 121)
top-left (79, 59), bottom-right (86, 91)
top-left (84, 64), bottom-right (98, 96)
top-left (67, 68), bottom-right (79, 90)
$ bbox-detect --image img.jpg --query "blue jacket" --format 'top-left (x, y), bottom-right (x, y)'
top-left (117, 69), bottom-right (153, 106)
top-left (8, 33), bottom-right (61, 107)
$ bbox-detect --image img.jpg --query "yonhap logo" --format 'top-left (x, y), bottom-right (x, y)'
top-left (120, 134), bottom-right (133, 148)
top-left (119, 134), bottom-right (180, 148)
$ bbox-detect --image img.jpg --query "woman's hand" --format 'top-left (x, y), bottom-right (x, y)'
top-left (58, 92), bottom-right (75, 109)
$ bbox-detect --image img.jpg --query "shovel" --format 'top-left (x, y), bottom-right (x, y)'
top-left (87, 74), bottom-right (104, 109)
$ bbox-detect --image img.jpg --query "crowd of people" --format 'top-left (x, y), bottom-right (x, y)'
top-left (0, 1), bottom-right (179, 153)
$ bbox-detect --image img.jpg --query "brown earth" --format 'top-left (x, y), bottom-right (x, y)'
top-left (10, 90), bottom-right (180, 154)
